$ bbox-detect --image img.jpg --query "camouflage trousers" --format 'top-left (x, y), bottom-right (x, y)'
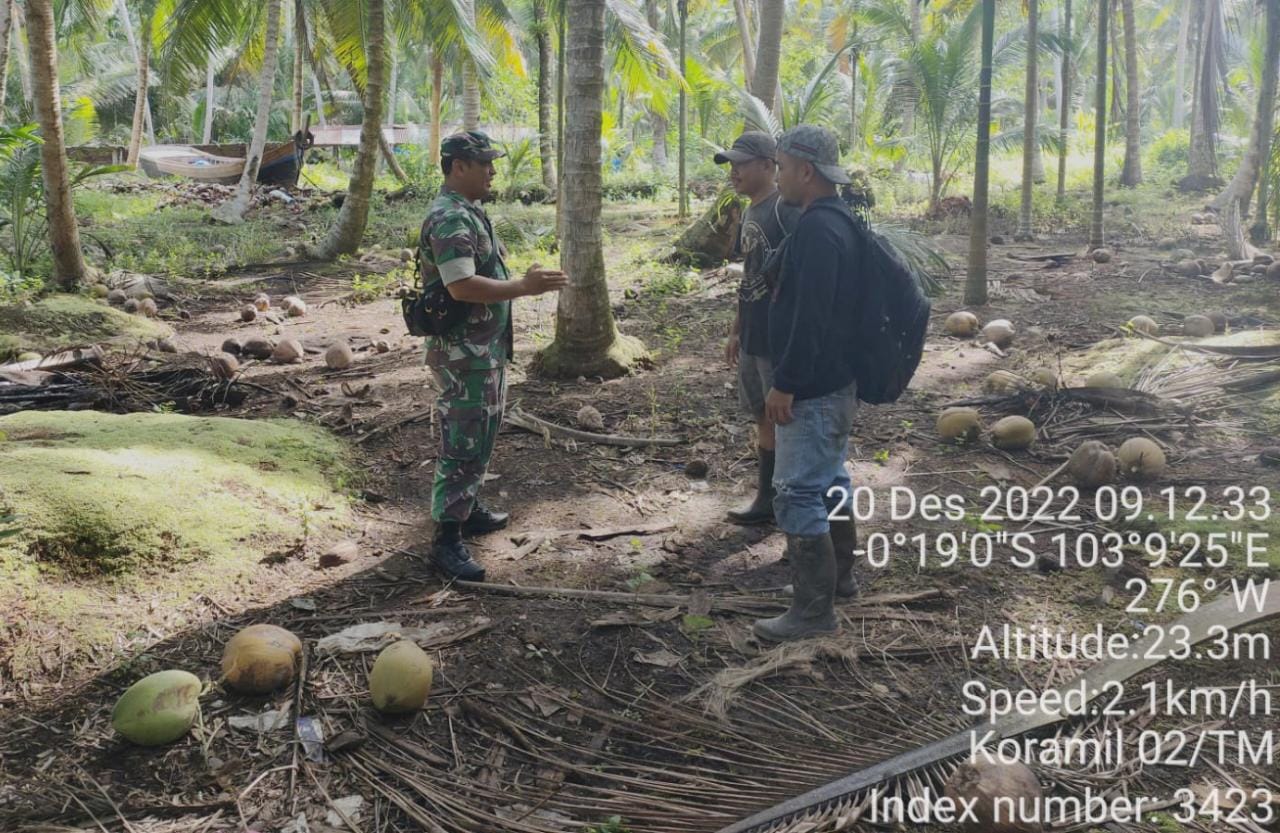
top-left (429, 366), bottom-right (507, 522)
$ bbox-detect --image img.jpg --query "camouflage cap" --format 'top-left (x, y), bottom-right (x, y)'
top-left (441, 130), bottom-right (506, 162)
top-left (776, 125), bottom-right (851, 184)
top-left (713, 131), bottom-right (778, 164)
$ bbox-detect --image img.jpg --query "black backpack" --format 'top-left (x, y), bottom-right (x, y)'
top-left (807, 202), bottom-right (932, 405)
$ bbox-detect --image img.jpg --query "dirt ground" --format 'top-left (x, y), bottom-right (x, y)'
top-left (1, 194), bottom-right (1279, 833)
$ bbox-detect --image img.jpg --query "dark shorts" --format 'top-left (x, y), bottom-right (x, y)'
top-left (737, 352), bottom-right (774, 417)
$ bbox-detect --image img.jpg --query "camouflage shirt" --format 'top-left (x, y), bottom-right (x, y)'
top-left (418, 186), bottom-right (514, 371)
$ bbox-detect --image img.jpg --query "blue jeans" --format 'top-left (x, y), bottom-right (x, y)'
top-left (772, 382), bottom-right (858, 536)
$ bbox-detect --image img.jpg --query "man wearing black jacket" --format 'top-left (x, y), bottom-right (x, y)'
top-left (754, 125), bottom-right (862, 643)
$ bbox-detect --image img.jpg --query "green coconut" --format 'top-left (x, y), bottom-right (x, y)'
top-left (1067, 440), bottom-right (1117, 489)
top-left (369, 640), bottom-right (434, 714)
top-left (1117, 437), bottom-right (1167, 481)
top-left (1084, 371), bottom-right (1124, 389)
top-left (111, 669), bottom-right (202, 746)
top-left (1127, 315), bottom-right (1158, 336)
top-left (991, 416), bottom-right (1036, 450)
top-left (937, 407), bottom-right (981, 443)
top-left (90, 284), bottom-right (110, 299)
top-left (944, 311), bottom-right (981, 338)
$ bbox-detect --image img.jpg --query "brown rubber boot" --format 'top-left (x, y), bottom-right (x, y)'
top-left (754, 534), bottom-right (839, 642)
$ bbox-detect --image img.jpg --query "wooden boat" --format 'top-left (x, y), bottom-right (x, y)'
top-left (138, 130), bottom-right (313, 187)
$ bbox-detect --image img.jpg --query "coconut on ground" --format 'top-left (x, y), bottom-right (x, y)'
top-left (0, 410), bottom-right (351, 678)
top-left (0, 294), bottom-right (172, 359)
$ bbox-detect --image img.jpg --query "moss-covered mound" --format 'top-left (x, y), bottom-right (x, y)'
top-left (0, 411), bottom-right (351, 679)
top-left (0, 294), bottom-right (171, 359)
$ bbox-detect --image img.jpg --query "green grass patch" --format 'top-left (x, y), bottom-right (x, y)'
top-left (0, 293), bottom-right (171, 356)
top-left (0, 410), bottom-right (352, 676)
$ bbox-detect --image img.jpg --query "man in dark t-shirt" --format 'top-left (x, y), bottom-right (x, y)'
top-left (714, 131), bottom-right (800, 525)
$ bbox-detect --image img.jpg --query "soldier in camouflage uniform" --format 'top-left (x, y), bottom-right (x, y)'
top-left (420, 131), bottom-right (568, 581)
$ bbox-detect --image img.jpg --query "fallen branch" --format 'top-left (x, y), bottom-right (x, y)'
top-left (454, 581), bottom-right (948, 616)
top-left (506, 405), bottom-right (682, 448)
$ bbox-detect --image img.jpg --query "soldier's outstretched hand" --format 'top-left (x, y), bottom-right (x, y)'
top-left (522, 263), bottom-right (570, 295)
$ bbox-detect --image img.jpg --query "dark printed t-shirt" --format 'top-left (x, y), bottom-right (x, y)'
top-left (734, 192), bottom-right (800, 357)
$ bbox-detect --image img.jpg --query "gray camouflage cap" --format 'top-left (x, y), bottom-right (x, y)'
top-left (714, 131), bottom-right (778, 164)
top-left (776, 125), bottom-right (851, 184)
top-left (441, 130), bottom-right (506, 161)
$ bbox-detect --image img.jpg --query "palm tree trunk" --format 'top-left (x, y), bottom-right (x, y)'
top-left (216, 0), bottom-right (283, 223)
top-left (13, 0), bottom-right (30, 108)
top-left (537, 0), bottom-right (646, 379)
top-left (556, 8), bottom-right (566, 233)
top-left (1172, 0), bottom-right (1191, 128)
top-left (1056, 0), bottom-right (1071, 200)
top-left (899, 0), bottom-right (920, 157)
top-left (430, 52), bottom-right (443, 164)
top-left (732, 0), bottom-right (755, 89)
top-left (388, 46), bottom-right (398, 126)
top-left (311, 68), bottom-right (327, 127)
top-left (964, 0), bottom-right (995, 307)
top-left (1016, 0), bottom-right (1038, 240)
top-left (202, 53), bottom-right (216, 143)
top-left (1256, 1), bottom-right (1280, 240)
top-left (297, 2), bottom-right (331, 119)
top-left (848, 48), bottom-right (859, 149)
top-left (645, 0), bottom-right (667, 169)
top-left (311, 0), bottom-right (385, 257)
top-left (1213, 0), bottom-right (1280, 217)
top-left (26, 0), bottom-right (86, 290)
top-left (292, 0), bottom-right (304, 132)
top-left (677, 0), bottom-right (688, 218)
top-left (534, 0), bottom-right (557, 192)
top-left (461, 0), bottom-right (481, 130)
top-left (1187, 0), bottom-right (1220, 185)
top-left (0, 0), bottom-right (14, 116)
top-left (750, 0), bottom-right (783, 111)
top-left (1119, 0), bottom-right (1142, 186)
top-left (380, 132), bottom-right (408, 183)
top-left (125, 8), bottom-right (152, 166)
top-left (1090, 0), bottom-right (1109, 249)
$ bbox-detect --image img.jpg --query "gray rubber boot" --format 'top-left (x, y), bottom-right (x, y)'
top-left (727, 448), bottom-right (776, 525)
top-left (828, 516), bottom-right (859, 599)
top-left (754, 534), bottom-right (839, 642)
top-left (781, 518), bottom-right (858, 599)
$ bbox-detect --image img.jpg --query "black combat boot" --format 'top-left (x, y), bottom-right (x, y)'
top-left (727, 448), bottom-right (776, 525)
top-left (430, 521), bottom-right (486, 582)
top-left (462, 501), bottom-right (510, 536)
top-left (754, 533), bottom-right (839, 642)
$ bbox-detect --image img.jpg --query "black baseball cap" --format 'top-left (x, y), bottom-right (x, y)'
top-left (714, 131), bottom-right (778, 164)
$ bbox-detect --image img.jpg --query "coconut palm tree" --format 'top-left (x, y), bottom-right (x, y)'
top-left (963, 0), bottom-right (994, 307)
top-left (532, 0), bottom-right (557, 191)
top-left (1056, 0), bottom-right (1071, 200)
top-left (1185, 0), bottom-right (1225, 189)
top-left (751, 0), bottom-right (782, 111)
top-left (26, 0), bottom-right (88, 289)
top-left (1212, 0), bottom-right (1279, 218)
top-left (1118, 0), bottom-right (1141, 186)
top-left (1016, 0), bottom-right (1038, 240)
top-left (120, 0), bottom-right (156, 166)
top-left (0, 0), bottom-right (13, 115)
top-left (1090, 0), bottom-right (1108, 249)
top-left (310, 0), bottom-right (384, 257)
top-left (536, 0), bottom-right (647, 378)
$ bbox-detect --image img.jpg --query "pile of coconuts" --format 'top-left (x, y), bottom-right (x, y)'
top-left (943, 311), bottom-right (1018, 350)
top-left (937, 408), bottom-right (1037, 451)
top-left (111, 625), bottom-right (436, 746)
top-left (1066, 437), bottom-right (1167, 489)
